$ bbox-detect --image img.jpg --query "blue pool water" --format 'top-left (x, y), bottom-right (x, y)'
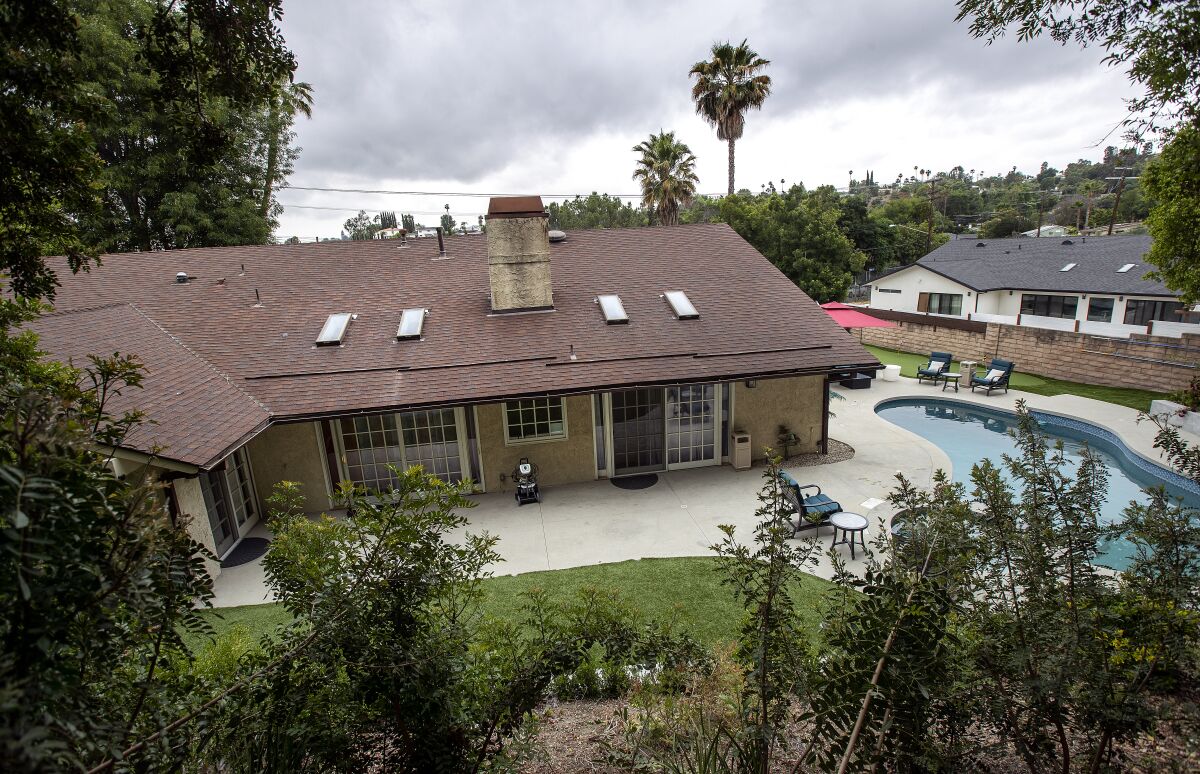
top-left (875, 398), bottom-right (1200, 570)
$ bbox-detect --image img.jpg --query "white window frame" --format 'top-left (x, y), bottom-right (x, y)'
top-left (503, 396), bottom-right (569, 445)
top-left (332, 407), bottom-right (472, 490)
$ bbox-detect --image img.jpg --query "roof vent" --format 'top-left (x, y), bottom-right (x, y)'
top-left (975, 242), bottom-right (986, 247)
top-left (1117, 263), bottom-right (1136, 273)
top-left (396, 308), bottom-right (428, 340)
top-left (1061, 239), bottom-right (1073, 245)
top-left (316, 312), bottom-right (353, 346)
top-left (596, 294), bottom-right (628, 324)
top-left (548, 229), bottom-right (567, 243)
top-left (663, 290), bottom-right (699, 319)
top-left (175, 271), bottom-right (190, 283)
top-left (1060, 263), bottom-right (1077, 272)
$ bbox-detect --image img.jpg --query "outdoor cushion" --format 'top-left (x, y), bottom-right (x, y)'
top-left (927, 361), bottom-right (945, 373)
top-left (984, 368), bottom-right (1005, 382)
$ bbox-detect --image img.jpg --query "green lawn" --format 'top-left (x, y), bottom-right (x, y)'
top-left (188, 557), bottom-right (837, 654)
top-left (864, 345), bottom-right (1167, 412)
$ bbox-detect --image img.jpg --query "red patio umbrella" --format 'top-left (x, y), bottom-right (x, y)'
top-left (819, 301), bottom-right (897, 330)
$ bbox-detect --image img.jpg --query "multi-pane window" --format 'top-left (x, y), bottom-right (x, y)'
top-left (504, 397), bottom-right (566, 442)
top-left (223, 448), bottom-right (257, 529)
top-left (1124, 299), bottom-right (1184, 326)
top-left (1020, 294), bottom-right (1078, 319)
top-left (200, 447), bottom-right (258, 556)
top-left (339, 410), bottom-right (464, 491)
top-left (339, 414), bottom-right (403, 492)
top-left (918, 292), bottom-right (962, 315)
top-left (1086, 298), bottom-right (1114, 323)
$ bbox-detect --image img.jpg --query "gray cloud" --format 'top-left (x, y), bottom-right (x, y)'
top-left (279, 0), bottom-right (1129, 185)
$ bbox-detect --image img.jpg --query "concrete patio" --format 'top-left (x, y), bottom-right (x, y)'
top-left (210, 375), bottom-right (1180, 608)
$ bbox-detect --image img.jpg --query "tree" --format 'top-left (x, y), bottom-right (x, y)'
top-left (979, 208), bottom-right (1034, 238)
top-left (719, 185), bottom-right (866, 301)
top-left (342, 210), bottom-right (380, 240)
top-left (0, 313), bottom-right (215, 770)
top-left (378, 211), bottom-right (397, 229)
top-left (440, 204), bottom-right (456, 233)
top-left (689, 39), bottom-right (772, 196)
top-left (284, 235), bottom-right (301, 244)
top-left (956, 1), bottom-right (1200, 136)
top-left (0, 0), bottom-right (103, 300)
top-left (401, 213), bottom-right (416, 233)
top-left (631, 131), bottom-right (699, 226)
top-left (258, 80), bottom-right (313, 219)
top-left (1142, 126), bottom-right (1200, 302)
top-left (546, 193), bottom-right (649, 230)
top-left (1, 0), bottom-right (303, 298)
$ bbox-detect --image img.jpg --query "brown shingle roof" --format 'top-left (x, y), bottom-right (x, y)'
top-left (34, 223), bottom-right (877, 463)
top-left (31, 303), bottom-right (271, 468)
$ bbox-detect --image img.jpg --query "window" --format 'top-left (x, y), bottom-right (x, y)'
top-left (505, 397), bottom-right (567, 442)
top-left (316, 312), bottom-right (352, 345)
top-left (338, 410), bottom-right (464, 490)
top-left (917, 292), bottom-right (962, 315)
top-left (876, 288), bottom-right (901, 294)
top-left (1086, 297), bottom-right (1114, 323)
top-left (663, 290), bottom-right (699, 319)
top-left (396, 308), bottom-right (427, 339)
top-left (596, 294), bottom-right (628, 324)
top-left (1117, 263), bottom-right (1137, 273)
top-left (200, 448), bottom-right (257, 556)
top-left (1124, 299), bottom-right (1184, 326)
top-left (1020, 294), bottom-right (1078, 319)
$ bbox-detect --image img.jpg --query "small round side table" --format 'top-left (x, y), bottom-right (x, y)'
top-left (830, 512), bottom-right (869, 559)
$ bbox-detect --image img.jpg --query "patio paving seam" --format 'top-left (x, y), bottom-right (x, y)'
top-left (660, 473), bottom-right (713, 549)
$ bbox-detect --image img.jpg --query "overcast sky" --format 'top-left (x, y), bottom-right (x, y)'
top-left (274, 0), bottom-right (1137, 241)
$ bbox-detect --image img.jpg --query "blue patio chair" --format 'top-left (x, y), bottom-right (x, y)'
top-left (917, 352), bottom-right (953, 385)
top-left (970, 358), bottom-right (1015, 396)
top-left (780, 471), bottom-right (842, 537)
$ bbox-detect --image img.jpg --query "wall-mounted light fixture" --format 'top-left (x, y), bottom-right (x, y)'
top-left (745, 379), bottom-right (757, 388)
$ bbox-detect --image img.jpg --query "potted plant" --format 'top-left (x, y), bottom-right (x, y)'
top-left (1151, 375), bottom-right (1200, 435)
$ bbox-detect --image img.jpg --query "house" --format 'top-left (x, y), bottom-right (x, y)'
top-left (867, 234), bottom-right (1191, 330)
top-left (375, 227), bottom-right (405, 239)
top-left (31, 197), bottom-right (877, 574)
top-left (1021, 225), bottom-right (1069, 238)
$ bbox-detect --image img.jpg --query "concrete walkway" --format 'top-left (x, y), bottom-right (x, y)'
top-left (210, 376), bottom-right (1181, 608)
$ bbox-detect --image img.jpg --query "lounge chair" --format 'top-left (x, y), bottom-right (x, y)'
top-left (780, 471), bottom-right (842, 536)
top-left (970, 358), bottom-right (1015, 395)
top-left (916, 352), bottom-right (953, 385)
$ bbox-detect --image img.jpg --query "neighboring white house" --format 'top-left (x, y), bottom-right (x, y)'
top-left (867, 234), bottom-right (1197, 337)
top-left (1021, 224), bottom-right (1070, 238)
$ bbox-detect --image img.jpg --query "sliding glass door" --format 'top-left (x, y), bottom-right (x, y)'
top-left (336, 408), bottom-right (470, 492)
top-left (200, 447), bottom-right (259, 557)
top-left (606, 383), bottom-right (722, 477)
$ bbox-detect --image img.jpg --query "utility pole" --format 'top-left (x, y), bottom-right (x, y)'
top-left (1105, 168), bottom-right (1136, 235)
top-left (925, 178), bottom-right (937, 253)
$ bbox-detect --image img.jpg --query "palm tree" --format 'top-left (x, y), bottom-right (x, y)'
top-left (689, 40), bottom-right (771, 196)
top-left (259, 80), bottom-right (313, 218)
top-left (632, 131), bottom-right (699, 226)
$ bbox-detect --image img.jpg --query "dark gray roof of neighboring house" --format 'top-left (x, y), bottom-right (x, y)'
top-left (31, 223), bottom-right (878, 467)
top-left (874, 235), bottom-right (1173, 296)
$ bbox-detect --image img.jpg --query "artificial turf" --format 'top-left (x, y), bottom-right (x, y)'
top-left (863, 344), bottom-right (1167, 412)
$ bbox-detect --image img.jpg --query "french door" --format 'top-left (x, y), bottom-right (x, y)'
top-left (607, 383), bottom-right (722, 477)
top-left (201, 447), bottom-right (259, 557)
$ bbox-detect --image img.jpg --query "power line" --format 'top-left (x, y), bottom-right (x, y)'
top-left (285, 185), bottom-right (701, 199)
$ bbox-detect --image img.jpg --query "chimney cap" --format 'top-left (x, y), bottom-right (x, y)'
top-left (487, 195), bottom-right (547, 219)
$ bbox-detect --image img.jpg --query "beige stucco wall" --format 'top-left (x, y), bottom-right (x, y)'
top-left (172, 475), bottom-right (221, 579)
top-left (732, 375), bottom-right (825, 462)
top-left (475, 394), bottom-right (595, 492)
top-left (486, 215), bottom-right (553, 310)
top-left (245, 421), bottom-right (332, 515)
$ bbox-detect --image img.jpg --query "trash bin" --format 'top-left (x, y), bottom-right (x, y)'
top-left (732, 430), bottom-right (751, 470)
top-left (881, 364), bottom-right (902, 382)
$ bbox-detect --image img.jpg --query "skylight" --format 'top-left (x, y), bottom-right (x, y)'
top-left (396, 308), bottom-right (427, 340)
top-left (316, 312), bottom-right (352, 345)
top-left (1117, 263), bottom-right (1136, 273)
top-left (596, 294), bottom-right (628, 324)
top-left (1059, 263), bottom-right (1077, 272)
top-left (663, 290), bottom-right (699, 319)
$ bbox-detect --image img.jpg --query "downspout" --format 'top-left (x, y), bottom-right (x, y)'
top-left (821, 377), bottom-right (830, 455)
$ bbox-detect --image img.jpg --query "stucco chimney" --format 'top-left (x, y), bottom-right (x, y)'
top-left (485, 196), bottom-right (553, 311)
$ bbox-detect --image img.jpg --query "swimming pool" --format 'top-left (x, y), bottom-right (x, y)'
top-left (875, 397), bottom-right (1200, 570)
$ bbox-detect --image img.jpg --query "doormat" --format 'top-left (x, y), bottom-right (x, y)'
top-left (221, 537), bottom-right (270, 569)
top-left (611, 474), bottom-right (659, 490)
